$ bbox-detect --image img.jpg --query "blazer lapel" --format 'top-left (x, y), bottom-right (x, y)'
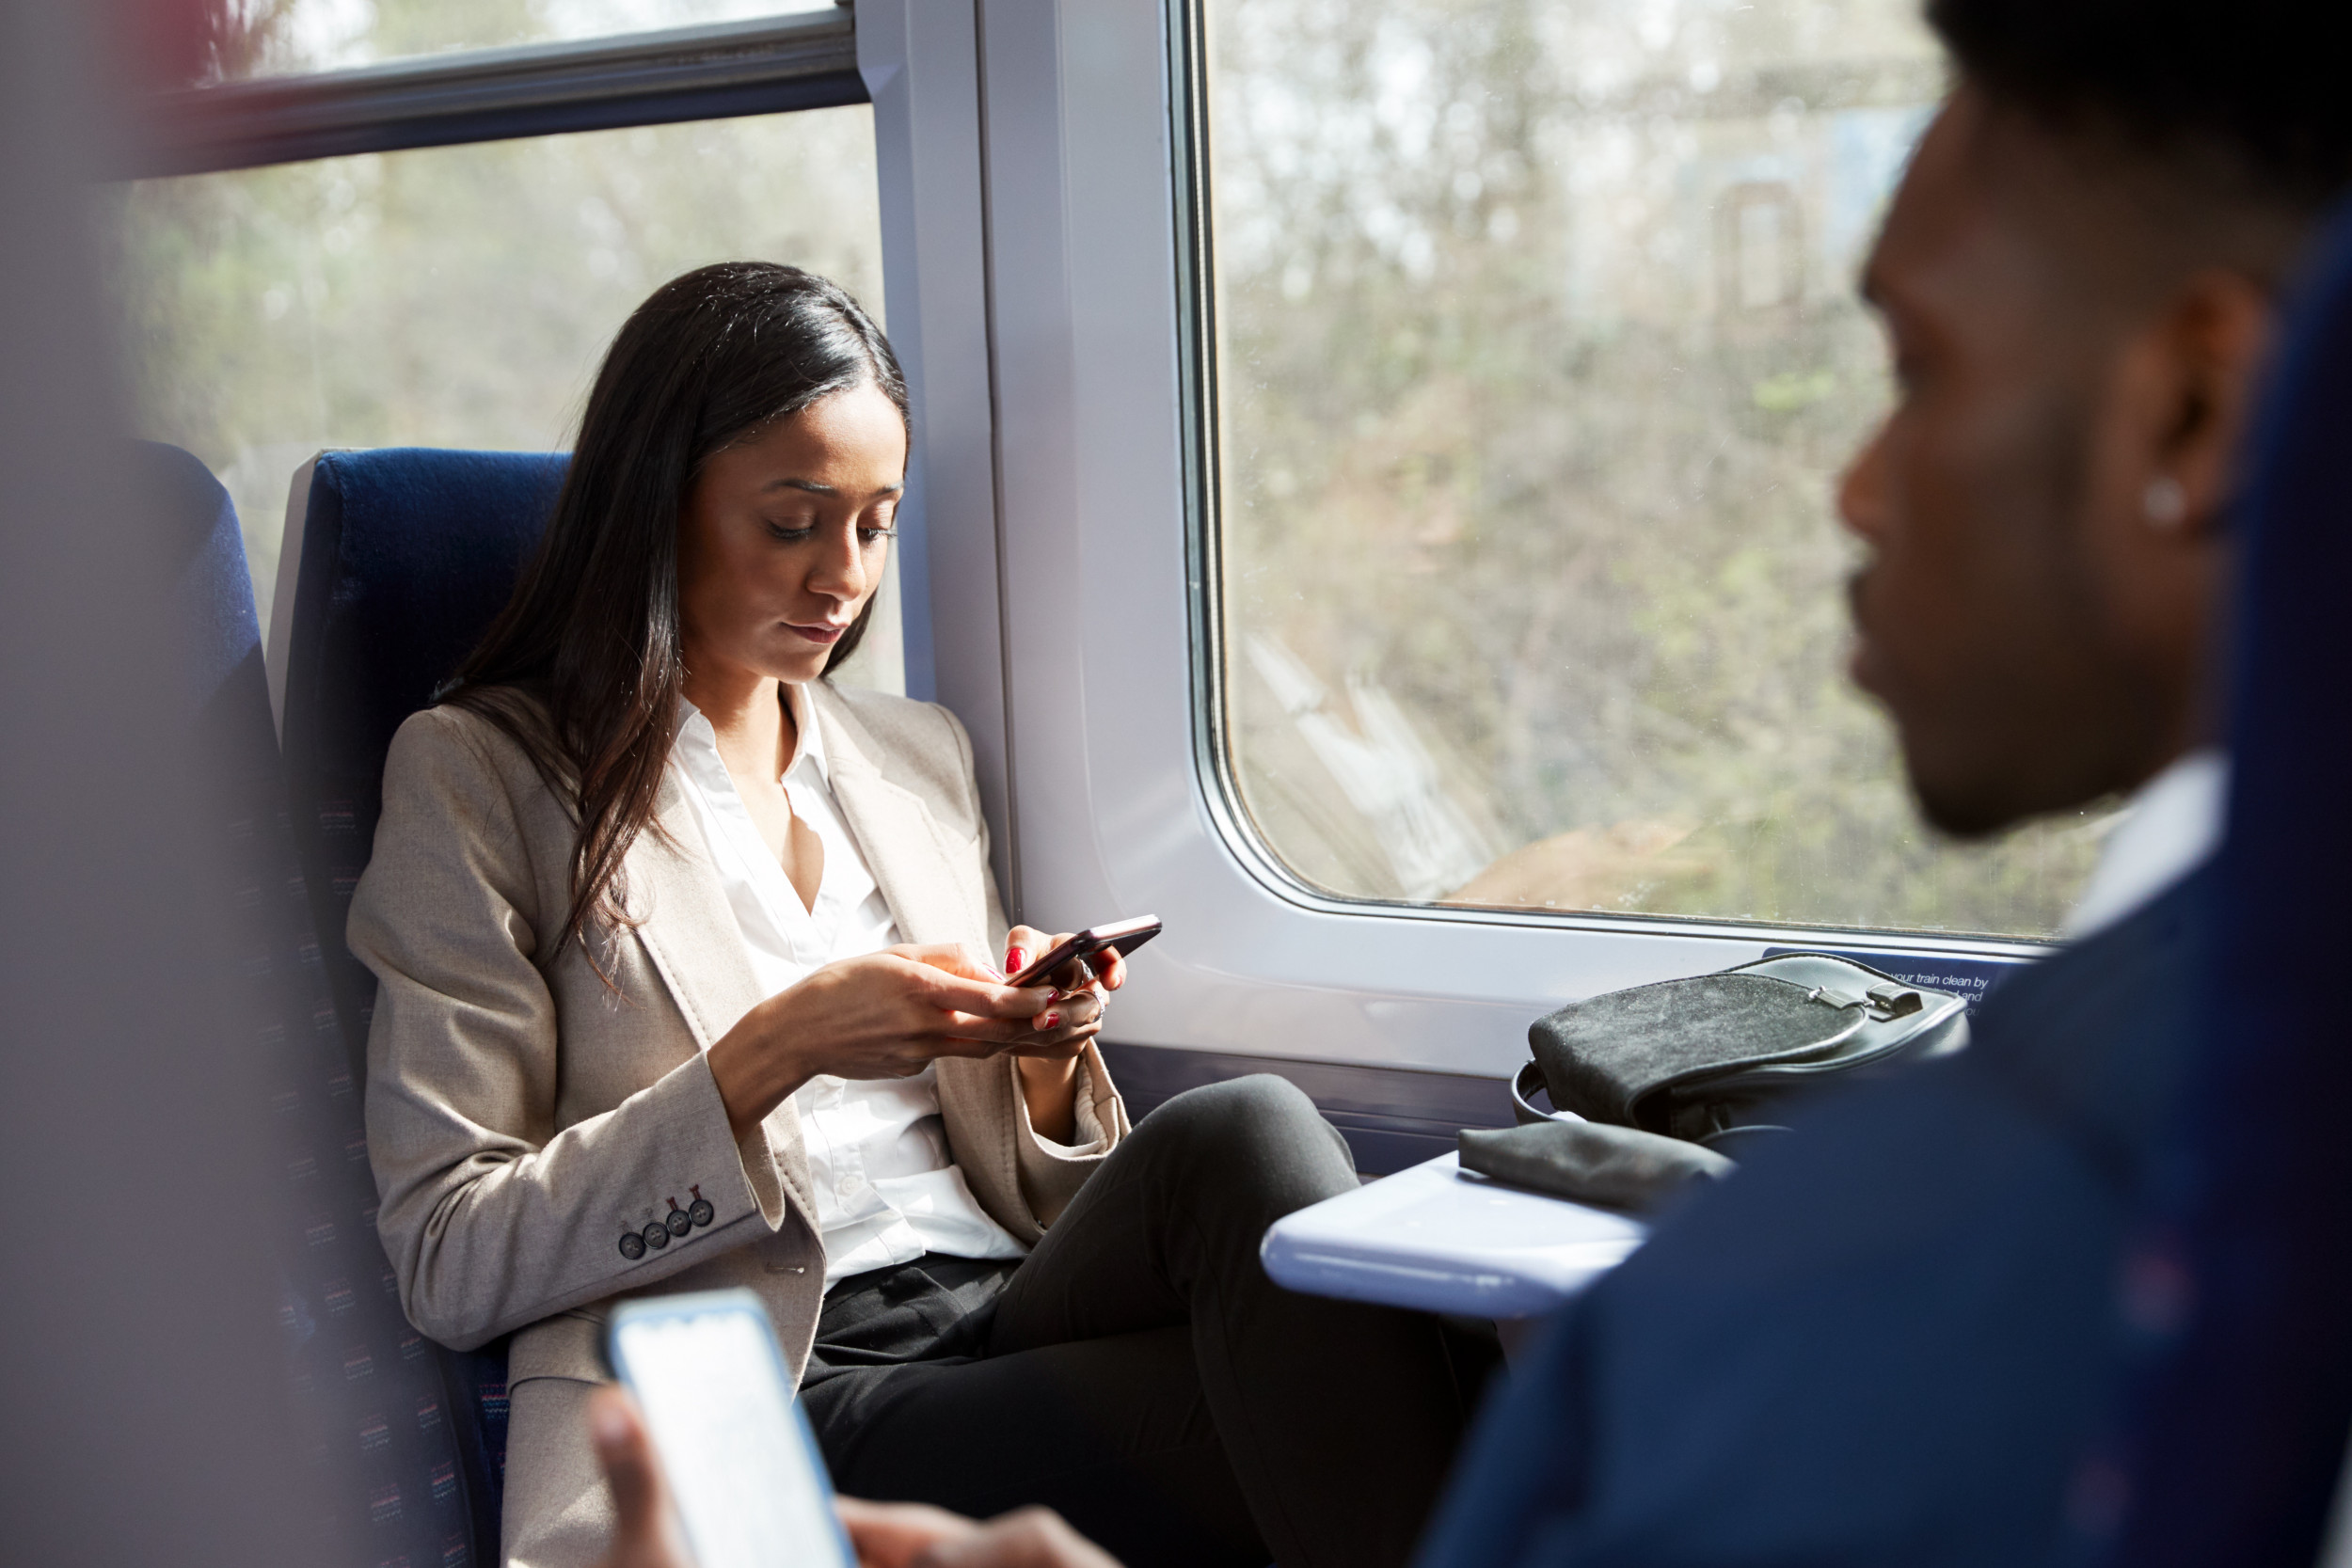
top-left (812, 685), bottom-right (980, 948)
top-left (806, 684), bottom-right (1032, 1239)
top-left (623, 771), bottom-right (767, 1047)
top-left (622, 768), bottom-right (818, 1227)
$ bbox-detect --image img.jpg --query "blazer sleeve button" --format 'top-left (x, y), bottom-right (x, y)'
top-left (688, 1185), bottom-right (714, 1227)
top-left (643, 1221), bottom-right (670, 1251)
top-left (618, 1232), bottom-right (646, 1260)
top-left (664, 1199), bottom-right (691, 1238)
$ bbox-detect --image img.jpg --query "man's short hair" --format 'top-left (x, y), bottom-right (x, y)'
top-left (1927, 0), bottom-right (2352, 212)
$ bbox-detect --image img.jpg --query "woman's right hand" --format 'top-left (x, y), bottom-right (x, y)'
top-left (706, 944), bottom-right (1057, 1139)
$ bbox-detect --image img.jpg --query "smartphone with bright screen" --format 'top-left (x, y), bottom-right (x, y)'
top-left (606, 1291), bottom-right (854, 1568)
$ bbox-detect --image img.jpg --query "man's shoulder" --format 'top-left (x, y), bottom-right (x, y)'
top-left (1977, 865), bottom-right (2211, 1035)
top-left (1962, 863), bottom-right (2215, 1181)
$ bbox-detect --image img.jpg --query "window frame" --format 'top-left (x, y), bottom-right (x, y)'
top-left (946, 0), bottom-right (2041, 1093)
top-left (128, 8), bottom-right (866, 177)
top-left (1167, 0), bottom-right (2058, 953)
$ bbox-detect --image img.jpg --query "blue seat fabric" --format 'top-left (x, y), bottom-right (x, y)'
top-left (147, 439), bottom-right (476, 1568)
top-left (278, 449), bottom-right (571, 1559)
top-left (2097, 202), bottom-right (2352, 1564)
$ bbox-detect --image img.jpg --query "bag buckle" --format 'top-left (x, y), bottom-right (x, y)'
top-left (1806, 982), bottom-right (1924, 1019)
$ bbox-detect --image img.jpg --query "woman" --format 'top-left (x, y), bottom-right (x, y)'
top-left (352, 262), bottom-right (1488, 1568)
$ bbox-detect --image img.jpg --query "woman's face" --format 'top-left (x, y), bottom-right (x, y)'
top-left (676, 380), bottom-right (906, 689)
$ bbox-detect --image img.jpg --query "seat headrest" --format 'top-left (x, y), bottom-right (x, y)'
top-left (135, 440), bottom-right (259, 725)
top-left (278, 447), bottom-right (569, 798)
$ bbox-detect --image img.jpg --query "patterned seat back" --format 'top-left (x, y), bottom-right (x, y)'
top-left (149, 440), bottom-right (477, 1568)
top-left (276, 450), bottom-right (570, 1558)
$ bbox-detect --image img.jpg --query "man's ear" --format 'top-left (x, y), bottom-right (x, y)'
top-left (2082, 264), bottom-right (2272, 762)
top-left (2136, 267), bottom-right (2279, 543)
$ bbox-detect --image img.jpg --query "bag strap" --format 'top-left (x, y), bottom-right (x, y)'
top-left (1512, 1060), bottom-right (1556, 1126)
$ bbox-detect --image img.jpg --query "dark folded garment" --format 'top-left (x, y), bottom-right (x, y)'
top-left (1458, 1119), bottom-right (1734, 1212)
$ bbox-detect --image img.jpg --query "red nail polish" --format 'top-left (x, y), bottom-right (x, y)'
top-left (1041, 1011), bottom-right (1061, 1029)
top-left (1006, 947), bottom-right (1027, 974)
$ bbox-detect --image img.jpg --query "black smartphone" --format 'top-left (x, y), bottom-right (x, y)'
top-left (1007, 915), bottom-right (1163, 989)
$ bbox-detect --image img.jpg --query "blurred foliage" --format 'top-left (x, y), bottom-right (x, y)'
top-left (108, 47), bottom-right (880, 635)
top-left (1211, 0), bottom-right (2105, 937)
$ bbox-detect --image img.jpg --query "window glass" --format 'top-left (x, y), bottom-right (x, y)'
top-left (195, 0), bottom-right (839, 85)
top-left (109, 106), bottom-right (893, 683)
top-left (1205, 0), bottom-right (2100, 938)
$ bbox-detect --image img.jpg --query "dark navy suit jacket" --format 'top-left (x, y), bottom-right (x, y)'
top-left (1413, 868), bottom-right (2212, 1568)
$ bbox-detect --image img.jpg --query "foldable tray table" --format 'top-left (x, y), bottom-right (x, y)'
top-left (1260, 1152), bottom-right (1649, 1319)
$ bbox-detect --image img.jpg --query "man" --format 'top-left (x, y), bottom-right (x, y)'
top-left (1407, 1), bottom-right (2352, 1562)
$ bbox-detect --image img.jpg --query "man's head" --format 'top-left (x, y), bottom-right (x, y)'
top-left (1841, 0), bottom-right (2352, 837)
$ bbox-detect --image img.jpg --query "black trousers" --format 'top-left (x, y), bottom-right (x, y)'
top-left (798, 1076), bottom-right (1497, 1568)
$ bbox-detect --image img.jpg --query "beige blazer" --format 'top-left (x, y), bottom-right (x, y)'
top-left (348, 679), bottom-right (1130, 1568)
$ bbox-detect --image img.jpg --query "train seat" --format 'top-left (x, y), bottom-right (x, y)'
top-left (274, 447), bottom-right (571, 1558)
top-left (148, 439), bottom-right (479, 1566)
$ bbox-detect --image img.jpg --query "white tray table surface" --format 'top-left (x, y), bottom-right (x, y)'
top-left (1260, 1152), bottom-right (1649, 1320)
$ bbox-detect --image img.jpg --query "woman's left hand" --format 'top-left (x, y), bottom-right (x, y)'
top-left (935, 927), bottom-right (1123, 1141)
top-left (994, 925), bottom-right (1123, 1060)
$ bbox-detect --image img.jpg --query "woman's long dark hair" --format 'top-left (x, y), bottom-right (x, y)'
top-left (441, 261), bottom-right (910, 970)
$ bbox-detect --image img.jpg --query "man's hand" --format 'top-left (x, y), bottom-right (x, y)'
top-left (586, 1387), bottom-right (692, 1568)
top-left (837, 1497), bottom-right (1124, 1568)
top-left (586, 1387), bottom-right (1124, 1568)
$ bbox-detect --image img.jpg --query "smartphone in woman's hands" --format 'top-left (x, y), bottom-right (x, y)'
top-left (1007, 916), bottom-right (1162, 989)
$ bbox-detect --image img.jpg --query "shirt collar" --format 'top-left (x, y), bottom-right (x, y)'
top-left (2061, 747), bottom-right (2229, 942)
top-left (674, 682), bottom-right (832, 791)
top-left (781, 680), bottom-right (830, 789)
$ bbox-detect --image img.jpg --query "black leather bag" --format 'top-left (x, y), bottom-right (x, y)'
top-left (1464, 953), bottom-right (1969, 1210)
top-left (1510, 952), bottom-right (1969, 1148)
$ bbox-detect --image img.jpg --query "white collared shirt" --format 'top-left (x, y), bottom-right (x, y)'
top-left (670, 685), bottom-right (1027, 1289)
top-left (2061, 749), bottom-right (2230, 942)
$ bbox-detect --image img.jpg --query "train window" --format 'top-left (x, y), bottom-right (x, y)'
top-left (1200, 0), bottom-right (2097, 939)
top-left (191, 0), bottom-right (838, 85)
top-left (109, 104), bottom-right (888, 675)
